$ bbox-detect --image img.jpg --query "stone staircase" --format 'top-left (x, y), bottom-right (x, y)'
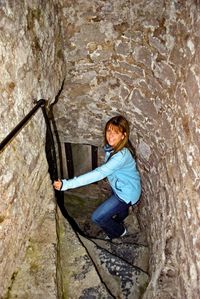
top-left (3, 185), bottom-right (149, 299)
top-left (79, 235), bottom-right (149, 299)
top-left (58, 185), bottom-right (150, 299)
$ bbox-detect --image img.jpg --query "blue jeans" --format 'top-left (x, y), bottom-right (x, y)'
top-left (91, 193), bottom-right (131, 239)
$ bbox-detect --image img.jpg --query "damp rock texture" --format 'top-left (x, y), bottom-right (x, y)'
top-left (56, 208), bottom-right (113, 299)
top-left (79, 235), bottom-right (149, 299)
top-left (5, 205), bottom-right (58, 299)
top-left (0, 1), bottom-right (65, 297)
top-left (53, 1), bottom-right (200, 298)
top-left (58, 189), bottom-right (149, 299)
top-left (1, 0), bottom-right (200, 298)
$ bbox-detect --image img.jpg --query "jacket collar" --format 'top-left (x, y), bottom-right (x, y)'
top-left (103, 144), bottom-right (113, 153)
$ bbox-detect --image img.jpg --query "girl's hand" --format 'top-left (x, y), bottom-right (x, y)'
top-left (53, 179), bottom-right (62, 190)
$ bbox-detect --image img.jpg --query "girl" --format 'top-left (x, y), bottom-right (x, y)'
top-left (53, 115), bottom-right (141, 239)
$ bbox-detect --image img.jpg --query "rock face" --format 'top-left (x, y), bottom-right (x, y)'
top-left (0, 1), bottom-right (65, 297)
top-left (53, 1), bottom-right (200, 298)
top-left (1, 0), bottom-right (200, 298)
top-left (5, 205), bottom-right (58, 299)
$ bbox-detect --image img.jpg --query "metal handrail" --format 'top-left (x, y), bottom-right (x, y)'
top-left (0, 99), bottom-right (45, 152)
top-left (0, 96), bottom-right (87, 237)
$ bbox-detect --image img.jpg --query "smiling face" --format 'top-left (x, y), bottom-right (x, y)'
top-left (106, 124), bottom-right (125, 148)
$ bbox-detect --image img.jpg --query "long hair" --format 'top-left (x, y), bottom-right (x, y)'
top-left (104, 115), bottom-right (136, 159)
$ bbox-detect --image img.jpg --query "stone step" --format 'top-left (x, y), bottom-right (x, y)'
top-left (57, 208), bottom-right (114, 299)
top-left (79, 234), bottom-right (149, 299)
top-left (63, 189), bottom-right (150, 297)
top-left (91, 237), bottom-right (149, 273)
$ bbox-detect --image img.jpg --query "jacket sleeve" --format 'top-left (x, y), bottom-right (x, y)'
top-left (61, 151), bottom-right (125, 191)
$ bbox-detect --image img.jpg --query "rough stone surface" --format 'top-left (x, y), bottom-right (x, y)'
top-left (63, 186), bottom-right (149, 298)
top-left (1, 0), bottom-right (200, 298)
top-left (5, 203), bottom-right (58, 299)
top-left (53, 1), bottom-right (200, 298)
top-left (79, 234), bottom-right (149, 299)
top-left (93, 238), bottom-right (149, 273)
top-left (0, 0), bottom-right (65, 297)
top-left (56, 208), bottom-right (113, 299)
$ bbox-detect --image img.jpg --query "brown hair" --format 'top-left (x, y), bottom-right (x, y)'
top-left (104, 115), bottom-right (136, 159)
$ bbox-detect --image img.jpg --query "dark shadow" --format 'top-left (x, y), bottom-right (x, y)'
top-left (42, 81), bottom-right (87, 237)
top-left (55, 190), bottom-right (86, 236)
top-left (48, 78), bottom-right (65, 178)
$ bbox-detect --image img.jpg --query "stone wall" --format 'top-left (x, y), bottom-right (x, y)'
top-left (0, 0), bottom-right (65, 297)
top-left (54, 1), bottom-right (200, 298)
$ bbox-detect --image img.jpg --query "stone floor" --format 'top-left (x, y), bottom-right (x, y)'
top-left (59, 184), bottom-right (150, 298)
top-left (3, 184), bottom-right (150, 299)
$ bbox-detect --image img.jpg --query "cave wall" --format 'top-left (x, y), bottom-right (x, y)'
top-left (54, 1), bottom-right (200, 298)
top-left (0, 1), bottom-right (65, 296)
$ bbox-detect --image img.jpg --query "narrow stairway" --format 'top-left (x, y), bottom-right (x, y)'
top-left (5, 184), bottom-right (149, 299)
top-left (58, 184), bottom-right (150, 299)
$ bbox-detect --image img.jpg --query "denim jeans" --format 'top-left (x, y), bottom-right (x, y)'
top-left (91, 193), bottom-right (131, 239)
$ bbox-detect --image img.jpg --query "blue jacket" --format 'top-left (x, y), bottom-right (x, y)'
top-left (61, 147), bottom-right (141, 204)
